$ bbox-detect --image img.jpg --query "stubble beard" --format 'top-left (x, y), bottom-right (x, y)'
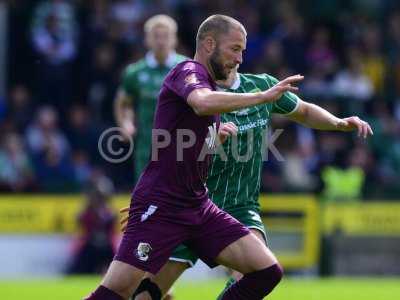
top-left (209, 47), bottom-right (228, 81)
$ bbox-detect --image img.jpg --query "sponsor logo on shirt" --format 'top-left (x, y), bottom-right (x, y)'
top-left (141, 205), bottom-right (158, 222)
top-left (136, 242), bottom-right (152, 262)
top-left (238, 119), bottom-right (268, 132)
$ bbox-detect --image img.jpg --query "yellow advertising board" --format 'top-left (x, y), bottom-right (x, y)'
top-left (323, 202), bottom-right (400, 235)
top-left (0, 194), bottom-right (322, 269)
top-left (0, 195), bottom-right (130, 234)
top-left (259, 194), bottom-right (320, 269)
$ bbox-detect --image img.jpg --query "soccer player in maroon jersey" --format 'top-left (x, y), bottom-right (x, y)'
top-left (84, 14), bottom-right (309, 300)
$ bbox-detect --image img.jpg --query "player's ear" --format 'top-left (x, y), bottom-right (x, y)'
top-left (204, 36), bottom-right (216, 54)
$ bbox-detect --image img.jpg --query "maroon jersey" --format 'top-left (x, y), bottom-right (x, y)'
top-left (133, 60), bottom-right (219, 206)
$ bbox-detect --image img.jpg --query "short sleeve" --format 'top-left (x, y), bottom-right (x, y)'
top-left (166, 62), bottom-right (214, 101)
top-left (120, 65), bottom-right (139, 99)
top-left (264, 74), bottom-right (300, 115)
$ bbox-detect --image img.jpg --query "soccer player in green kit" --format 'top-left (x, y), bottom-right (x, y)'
top-left (122, 67), bottom-right (372, 300)
top-left (114, 14), bottom-right (186, 181)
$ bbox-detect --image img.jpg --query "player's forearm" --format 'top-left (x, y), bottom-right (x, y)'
top-left (190, 90), bottom-right (265, 115)
top-left (114, 93), bottom-right (135, 127)
top-left (293, 102), bottom-right (342, 130)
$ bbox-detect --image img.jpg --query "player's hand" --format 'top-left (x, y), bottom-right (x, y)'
top-left (337, 116), bottom-right (373, 138)
top-left (218, 122), bottom-right (238, 144)
top-left (119, 206), bottom-right (130, 232)
top-left (121, 121), bottom-right (136, 141)
top-left (262, 74), bottom-right (304, 103)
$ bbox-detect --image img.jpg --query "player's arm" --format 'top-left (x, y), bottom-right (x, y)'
top-left (114, 89), bottom-right (136, 138)
top-left (187, 75), bottom-right (304, 115)
top-left (287, 99), bottom-right (373, 138)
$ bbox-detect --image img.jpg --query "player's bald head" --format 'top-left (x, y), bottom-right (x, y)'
top-left (196, 15), bottom-right (247, 49)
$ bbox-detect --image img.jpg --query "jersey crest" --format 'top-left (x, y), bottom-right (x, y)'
top-left (184, 73), bottom-right (200, 86)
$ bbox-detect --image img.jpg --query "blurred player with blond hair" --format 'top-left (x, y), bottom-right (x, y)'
top-left (114, 14), bottom-right (186, 182)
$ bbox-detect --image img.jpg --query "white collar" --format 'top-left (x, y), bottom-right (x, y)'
top-left (145, 51), bottom-right (177, 68)
top-left (216, 73), bottom-right (241, 91)
top-left (230, 73), bottom-right (241, 90)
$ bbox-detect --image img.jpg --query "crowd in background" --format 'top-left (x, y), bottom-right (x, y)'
top-left (2, 0), bottom-right (400, 199)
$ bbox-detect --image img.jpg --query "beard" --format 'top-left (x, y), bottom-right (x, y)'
top-left (209, 47), bottom-right (228, 80)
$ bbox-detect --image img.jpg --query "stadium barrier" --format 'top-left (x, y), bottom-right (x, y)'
top-left (1, 195), bottom-right (400, 273)
top-left (0, 194), bottom-right (320, 270)
top-left (0, 194), bottom-right (130, 234)
top-left (259, 194), bottom-right (320, 270)
top-left (321, 201), bottom-right (400, 275)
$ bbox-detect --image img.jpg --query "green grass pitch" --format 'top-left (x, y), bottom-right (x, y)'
top-left (1, 276), bottom-right (399, 300)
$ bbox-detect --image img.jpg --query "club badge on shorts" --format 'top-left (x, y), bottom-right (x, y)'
top-left (136, 242), bottom-right (152, 262)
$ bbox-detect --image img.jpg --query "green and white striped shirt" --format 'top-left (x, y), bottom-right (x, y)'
top-left (207, 73), bottom-right (299, 210)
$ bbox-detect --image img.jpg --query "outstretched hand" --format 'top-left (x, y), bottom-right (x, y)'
top-left (262, 74), bottom-right (304, 103)
top-left (337, 116), bottom-right (373, 138)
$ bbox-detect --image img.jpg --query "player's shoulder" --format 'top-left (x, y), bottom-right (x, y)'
top-left (175, 59), bottom-right (205, 72)
top-left (168, 60), bottom-right (209, 81)
top-left (123, 59), bottom-right (147, 75)
top-left (240, 72), bottom-right (277, 82)
top-left (238, 73), bottom-right (270, 88)
top-left (240, 72), bottom-right (279, 88)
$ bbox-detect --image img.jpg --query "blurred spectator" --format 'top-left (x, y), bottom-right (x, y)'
top-left (306, 27), bottom-right (337, 76)
top-left (26, 106), bottom-right (75, 191)
top-left (0, 133), bottom-right (35, 192)
top-left (86, 44), bottom-right (118, 123)
top-left (317, 131), bottom-right (348, 166)
top-left (31, 0), bottom-right (78, 112)
top-left (5, 85), bottom-right (34, 133)
top-left (331, 47), bottom-right (374, 101)
top-left (67, 175), bottom-right (116, 274)
top-left (237, 6), bottom-right (265, 70)
top-left (281, 127), bottom-right (318, 192)
top-left (321, 148), bottom-right (366, 202)
top-left (272, 9), bottom-right (307, 73)
top-left (302, 26), bottom-right (337, 99)
top-left (386, 11), bottom-right (400, 98)
top-left (26, 106), bottom-right (70, 156)
top-left (32, 0), bottom-right (77, 36)
top-left (367, 100), bottom-right (400, 193)
top-left (65, 104), bottom-right (99, 157)
top-left (261, 161), bottom-right (284, 193)
top-left (360, 24), bottom-right (386, 95)
top-left (255, 40), bottom-right (286, 75)
top-left (72, 150), bottom-right (92, 185)
top-left (387, 12), bottom-right (400, 62)
top-left (109, 0), bottom-right (146, 44)
top-left (85, 0), bottom-right (110, 39)
top-left (302, 65), bottom-right (333, 99)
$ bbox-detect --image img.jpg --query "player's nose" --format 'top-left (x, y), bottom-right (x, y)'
top-left (235, 52), bottom-right (243, 65)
